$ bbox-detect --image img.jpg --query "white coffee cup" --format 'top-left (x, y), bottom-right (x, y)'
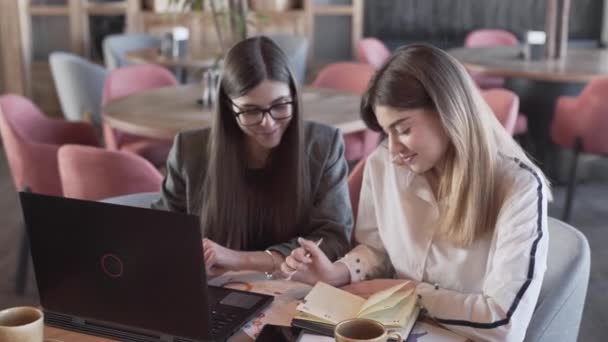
top-left (0, 306), bottom-right (44, 342)
top-left (334, 318), bottom-right (403, 342)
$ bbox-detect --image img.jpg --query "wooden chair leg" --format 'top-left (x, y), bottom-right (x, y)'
top-left (562, 138), bottom-right (582, 223)
top-left (15, 223), bottom-right (29, 295)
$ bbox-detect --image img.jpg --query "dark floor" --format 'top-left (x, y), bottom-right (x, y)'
top-left (0, 147), bottom-right (606, 341)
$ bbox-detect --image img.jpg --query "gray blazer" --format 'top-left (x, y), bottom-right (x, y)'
top-left (154, 121), bottom-right (353, 261)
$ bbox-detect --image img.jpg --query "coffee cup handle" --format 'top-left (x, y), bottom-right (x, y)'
top-left (388, 331), bottom-right (403, 342)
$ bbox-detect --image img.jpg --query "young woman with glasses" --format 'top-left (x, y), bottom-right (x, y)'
top-left (282, 44), bottom-right (551, 341)
top-left (154, 36), bottom-right (352, 278)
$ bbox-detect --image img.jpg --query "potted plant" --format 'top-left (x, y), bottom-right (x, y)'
top-left (168, 0), bottom-right (250, 53)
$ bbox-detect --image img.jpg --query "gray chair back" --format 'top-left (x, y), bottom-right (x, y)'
top-left (49, 52), bottom-right (107, 126)
top-left (266, 33), bottom-right (309, 85)
top-left (524, 217), bottom-right (590, 342)
top-left (102, 33), bottom-right (161, 70)
top-left (101, 192), bottom-right (160, 208)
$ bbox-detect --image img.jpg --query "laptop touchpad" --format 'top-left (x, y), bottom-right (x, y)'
top-left (219, 292), bottom-right (262, 309)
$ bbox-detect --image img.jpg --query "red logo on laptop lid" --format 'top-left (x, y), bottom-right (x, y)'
top-left (101, 253), bottom-right (124, 278)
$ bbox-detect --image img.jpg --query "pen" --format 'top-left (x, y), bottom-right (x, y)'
top-left (286, 238), bottom-right (323, 281)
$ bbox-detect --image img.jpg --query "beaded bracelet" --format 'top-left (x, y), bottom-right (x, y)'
top-left (264, 250), bottom-right (277, 279)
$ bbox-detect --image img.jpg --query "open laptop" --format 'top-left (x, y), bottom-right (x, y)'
top-left (19, 192), bottom-right (273, 342)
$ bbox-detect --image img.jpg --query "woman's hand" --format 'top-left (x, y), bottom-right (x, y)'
top-left (203, 238), bottom-right (241, 277)
top-left (280, 237), bottom-right (350, 286)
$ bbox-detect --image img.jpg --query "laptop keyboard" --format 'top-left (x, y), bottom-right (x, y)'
top-left (209, 310), bottom-right (238, 338)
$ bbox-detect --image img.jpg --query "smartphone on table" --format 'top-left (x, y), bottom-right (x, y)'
top-left (256, 324), bottom-right (332, 342)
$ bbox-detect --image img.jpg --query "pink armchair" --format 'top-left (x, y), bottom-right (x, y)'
top-left (465, 29), bottom-right (518, 89)
top-left (551, 77), bottom-right (608, 222)
top-left (356, 38), bottom-right (391, 70)
top-left (58, 144), bottom-right (162, 201)
top-left (0, 94), bottom-right (98, 295)
top-left (102, 64), bottom-right (176, 167)
top-left (0, 94), bottom-right (98, 195)
top-left (313, 62), bottom-right (381, 161)
top-left (481, 88), bottom-right (520, 135)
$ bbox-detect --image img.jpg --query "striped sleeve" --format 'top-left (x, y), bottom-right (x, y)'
top-left (416, 162), bottom-right (549, 342)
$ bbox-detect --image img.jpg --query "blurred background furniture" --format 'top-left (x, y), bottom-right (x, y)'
top-left (101, 191), bottom-right (160, 208)
top-left (523, 217), bottom-right (590, 342)
top-left (58, 144), bottom-right (162, 201)
top-left (0, 93), bottom-right (98, 295)
top-left (551, 77), bottom-right (608, 222)
top-left (481, 88), bottom-right (520, 135)
top-left (49, 52), bottom-right (107, 132)
top-left (464, 29), bottom-right (519, 90)
top-left (356, 37), bottom-right (391, 69)
top-left (102, 84), bottom-right (367, 140)
top-left (312, 62), bottom-right (381, 162)
top-left (0, 94), bottom-right (99, 196)
top-left (449, 46), bottom-right (608, 175)
top-left (266, 33), bottom-right (309, 85)
top-left (102, 63), bottom-right (176, 167)
top-left (347, 157), bottom-right (366, 231)
top-left (103, 33), bottom-right (161, 70)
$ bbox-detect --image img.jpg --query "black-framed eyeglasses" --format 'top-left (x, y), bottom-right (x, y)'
top-left (231, 101), bottom-right (294, 126)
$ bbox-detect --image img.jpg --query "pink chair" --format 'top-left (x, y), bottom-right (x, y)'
top-left (481, 88), bottom-right (519, 135)
top-left (102, 64), bottom-right (176, 167)
top-left (0, 94), bottom-right (99, 196)
top-left (356, 38), bottom-right (391, 69)
top-left (348, 158), bottom-right (366, 228)
top-left (0, 94), bottom-right (98, 295)
top-left (465, 29), bottom-right (518, 89)
top-left (313, 62), bottom-right (381, 161)
top-left (551, 77), bottom-right (608, 222)
top-left (514, 115), bottom-right (528, 136)
top-left (58, 144), bottom-right (163, 201)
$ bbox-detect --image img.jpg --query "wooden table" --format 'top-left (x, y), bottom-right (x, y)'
top-left (449, 46), bottom-right (608, 83)
top-left (449, 46), bottom-right (608, 177)
top-left (43, 272), bottom-right (311, 342)
top-left (103, 84), bottom-right (366, 141)
top-left (43, 276), bottom-right (464, 342)
top-left (126, 48), bottom-right (219, 70)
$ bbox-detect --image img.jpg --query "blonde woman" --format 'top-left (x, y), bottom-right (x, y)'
top-left (282, 44), bottom-right (550, 342)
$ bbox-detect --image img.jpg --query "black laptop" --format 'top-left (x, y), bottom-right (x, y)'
top-left (19, 192), bottom-right (273, 342)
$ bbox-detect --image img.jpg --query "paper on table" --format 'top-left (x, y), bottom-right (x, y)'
top-left (297, 332), bottom-right (334, 342)
top-left (297, 282), bottom-right (366, 324)
top-left (358, 282), bottom-right (412, 316)
top-left (361, 294), bottom-right (417, 327)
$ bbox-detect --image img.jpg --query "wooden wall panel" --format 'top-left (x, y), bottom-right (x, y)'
top-left (364, 0), bottom-right (602, 47)
top-left (0, 0), bottom-right (30, 95)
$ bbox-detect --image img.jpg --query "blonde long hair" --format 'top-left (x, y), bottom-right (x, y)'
top-left (361, 44), bottom-right (549, 246)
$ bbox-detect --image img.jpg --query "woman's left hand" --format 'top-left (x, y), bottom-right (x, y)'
top-left (202, 238), bottom-right (242, 277)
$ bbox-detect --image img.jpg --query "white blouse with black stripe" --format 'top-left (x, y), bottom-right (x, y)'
top-left (337, 148), bottom-right (549, 342)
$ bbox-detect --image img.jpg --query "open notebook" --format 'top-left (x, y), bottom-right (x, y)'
top-left (292, 281), bottom-right (420, 337)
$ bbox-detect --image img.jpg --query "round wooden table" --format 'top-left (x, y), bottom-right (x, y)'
top-left (449, 46), bottom-right (608, 177)
top-left (449, 46), bottom-right (608, 83)
top-left (103, 84), bottom-right (366, 141)
top-left (126, 47), bottom-right (219, 70)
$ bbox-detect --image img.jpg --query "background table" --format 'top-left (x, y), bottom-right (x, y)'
top-left (449, 46), bottom-right (608, 83)
top-left (449, 46), bottom-right (608, 177)
top-left (126, 48), bottom-right (219, 70)
top-left (103, 85), bottom-right (366, 141)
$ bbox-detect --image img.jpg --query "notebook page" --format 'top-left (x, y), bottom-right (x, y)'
top-left (360, 294), bottom-right (418, 327)
top-left (357, 281), bottom-right (410, 315)
top-left (358, 288), bottom-right (413, 317)
top-left (296, 282), bottom-right (366, 324)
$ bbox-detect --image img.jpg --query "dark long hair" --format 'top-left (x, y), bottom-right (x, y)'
top-left (198, 36), bottom-right (310, 251)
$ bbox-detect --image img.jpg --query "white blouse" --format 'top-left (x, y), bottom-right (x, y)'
top-left (337, 147), bottom-right (549, 342)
